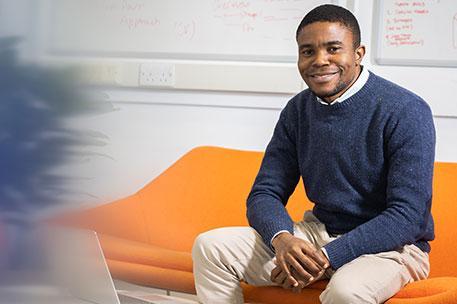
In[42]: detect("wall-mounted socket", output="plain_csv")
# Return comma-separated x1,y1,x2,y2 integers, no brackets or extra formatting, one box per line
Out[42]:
139,63,176,87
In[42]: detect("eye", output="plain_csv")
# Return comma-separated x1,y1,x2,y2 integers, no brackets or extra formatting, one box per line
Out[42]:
328,46,340,53
301,49,314,56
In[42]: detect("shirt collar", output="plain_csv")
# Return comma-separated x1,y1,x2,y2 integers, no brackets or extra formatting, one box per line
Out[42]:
316,66,369,106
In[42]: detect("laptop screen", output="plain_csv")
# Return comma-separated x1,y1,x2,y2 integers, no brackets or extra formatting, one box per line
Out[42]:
44,226,121,304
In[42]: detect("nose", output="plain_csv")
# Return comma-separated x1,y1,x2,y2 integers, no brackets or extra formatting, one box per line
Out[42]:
312,49,329,67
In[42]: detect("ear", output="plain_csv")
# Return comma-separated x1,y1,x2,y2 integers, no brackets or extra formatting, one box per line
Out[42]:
354,45,366,66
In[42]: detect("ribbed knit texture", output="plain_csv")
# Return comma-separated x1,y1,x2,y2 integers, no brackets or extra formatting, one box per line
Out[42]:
246,71,435,270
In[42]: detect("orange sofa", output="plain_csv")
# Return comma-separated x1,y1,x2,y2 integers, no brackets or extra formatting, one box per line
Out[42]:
52,146,457,303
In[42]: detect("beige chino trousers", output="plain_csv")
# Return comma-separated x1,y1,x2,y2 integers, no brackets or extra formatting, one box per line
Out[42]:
192,211,429,304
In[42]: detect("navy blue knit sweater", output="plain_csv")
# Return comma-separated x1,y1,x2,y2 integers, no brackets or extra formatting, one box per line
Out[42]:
246,71,435,270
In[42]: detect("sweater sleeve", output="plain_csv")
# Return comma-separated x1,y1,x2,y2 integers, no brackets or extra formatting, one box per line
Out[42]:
246,102,301,250
323,98,436,269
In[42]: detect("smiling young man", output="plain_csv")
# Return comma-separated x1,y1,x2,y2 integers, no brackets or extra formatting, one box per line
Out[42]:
192,4,435,304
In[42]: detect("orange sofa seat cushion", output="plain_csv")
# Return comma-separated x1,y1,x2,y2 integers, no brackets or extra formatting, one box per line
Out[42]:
99,233,192,272
107,259,196,294
242,283,323,304
386,277,457,303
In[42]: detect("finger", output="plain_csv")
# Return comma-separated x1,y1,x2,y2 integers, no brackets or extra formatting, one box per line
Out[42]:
275,270,287,286
308,249,330,269
297,240,329,269
291,267,314,287
294,276,306,292
285,253,314,280
276,254,289,275
270,266,282,282
297,264,326,282
277,255,298,287
283,275,298,290
295,251,323,276
292,278,307,294
314,268,326,281
290,267,311,285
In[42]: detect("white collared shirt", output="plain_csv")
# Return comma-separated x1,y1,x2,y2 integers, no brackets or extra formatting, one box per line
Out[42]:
316,66,369,106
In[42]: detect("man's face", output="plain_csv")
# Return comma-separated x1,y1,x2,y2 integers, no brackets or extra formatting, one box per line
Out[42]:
297,21,365,103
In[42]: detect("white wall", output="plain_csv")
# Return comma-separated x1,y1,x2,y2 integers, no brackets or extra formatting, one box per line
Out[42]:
56,89,287,206
2,1,456,211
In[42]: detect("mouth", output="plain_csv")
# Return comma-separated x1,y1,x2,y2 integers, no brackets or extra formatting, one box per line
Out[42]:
308,71,339,83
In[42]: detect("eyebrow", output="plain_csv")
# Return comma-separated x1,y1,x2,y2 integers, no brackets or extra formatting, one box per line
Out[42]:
299,40,344,50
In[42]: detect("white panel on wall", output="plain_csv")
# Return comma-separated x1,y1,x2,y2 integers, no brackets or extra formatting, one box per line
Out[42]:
374,0,457,67
353,0,457,117
47,0,338,62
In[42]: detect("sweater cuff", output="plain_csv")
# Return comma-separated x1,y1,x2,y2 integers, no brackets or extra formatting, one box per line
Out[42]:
323,238,350,270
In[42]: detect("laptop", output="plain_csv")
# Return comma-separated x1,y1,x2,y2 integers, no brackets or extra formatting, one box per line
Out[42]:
44,226,197,304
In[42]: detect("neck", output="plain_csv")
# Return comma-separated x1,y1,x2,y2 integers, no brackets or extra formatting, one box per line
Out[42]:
322,66,362,104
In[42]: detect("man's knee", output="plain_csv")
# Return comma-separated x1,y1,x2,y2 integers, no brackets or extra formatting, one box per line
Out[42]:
192,228,227,264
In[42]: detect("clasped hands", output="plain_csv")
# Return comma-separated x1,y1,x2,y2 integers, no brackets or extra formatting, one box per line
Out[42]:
271,232,330,293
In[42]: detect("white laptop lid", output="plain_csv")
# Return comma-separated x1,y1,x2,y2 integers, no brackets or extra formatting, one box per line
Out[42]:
45,226,121,304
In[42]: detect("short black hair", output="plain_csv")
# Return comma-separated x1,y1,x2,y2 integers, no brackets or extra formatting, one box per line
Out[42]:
296,4,361,49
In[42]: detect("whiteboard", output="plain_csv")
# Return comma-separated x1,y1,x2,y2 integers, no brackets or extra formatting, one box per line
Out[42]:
375,0,457,67
46,0,338,62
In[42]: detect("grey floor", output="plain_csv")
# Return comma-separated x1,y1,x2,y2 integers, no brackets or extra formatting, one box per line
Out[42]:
113,279,199,302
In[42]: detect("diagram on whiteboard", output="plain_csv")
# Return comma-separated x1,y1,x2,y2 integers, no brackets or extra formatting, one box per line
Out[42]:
46,0,336,62
375,0,457,67
383,1,429,47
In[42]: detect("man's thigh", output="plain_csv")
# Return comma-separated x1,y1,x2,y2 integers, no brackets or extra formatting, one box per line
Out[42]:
320,245,429,304
193,226,277,286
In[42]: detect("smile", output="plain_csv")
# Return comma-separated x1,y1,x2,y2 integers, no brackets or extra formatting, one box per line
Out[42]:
309,72,339,83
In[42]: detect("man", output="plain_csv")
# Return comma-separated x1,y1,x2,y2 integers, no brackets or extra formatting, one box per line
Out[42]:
192,4,435,304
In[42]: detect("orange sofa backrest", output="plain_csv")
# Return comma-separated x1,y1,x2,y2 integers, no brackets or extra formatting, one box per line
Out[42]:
49,194,151,243
428,162,457,277
137,146,312,252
